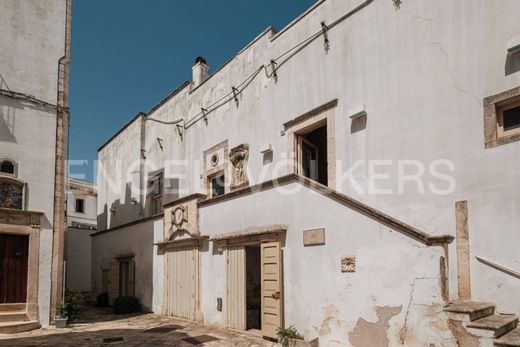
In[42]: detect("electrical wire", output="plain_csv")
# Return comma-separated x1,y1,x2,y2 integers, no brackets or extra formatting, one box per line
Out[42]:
0,88,69,112
150,0,374,132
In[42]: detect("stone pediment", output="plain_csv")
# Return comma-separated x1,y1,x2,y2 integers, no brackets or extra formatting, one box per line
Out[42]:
163,193,206,242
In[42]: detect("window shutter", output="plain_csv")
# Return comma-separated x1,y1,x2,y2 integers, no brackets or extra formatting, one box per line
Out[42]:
128,259,135,297
108,261,119,305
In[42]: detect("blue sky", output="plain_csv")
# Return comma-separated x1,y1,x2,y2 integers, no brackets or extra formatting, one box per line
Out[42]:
69,0,316,182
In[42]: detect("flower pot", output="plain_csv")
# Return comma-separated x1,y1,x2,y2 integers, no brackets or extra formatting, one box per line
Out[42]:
54,316,68,328
287,337,319,347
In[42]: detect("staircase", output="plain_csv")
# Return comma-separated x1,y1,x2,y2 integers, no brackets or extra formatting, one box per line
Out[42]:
445,301,520,346
0,304,39,334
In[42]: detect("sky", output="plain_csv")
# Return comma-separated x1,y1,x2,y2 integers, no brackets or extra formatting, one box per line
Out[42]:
68,0,316,182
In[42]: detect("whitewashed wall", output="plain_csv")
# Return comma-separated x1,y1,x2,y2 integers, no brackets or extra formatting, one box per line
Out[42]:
0,0,66,325
97,0,520,328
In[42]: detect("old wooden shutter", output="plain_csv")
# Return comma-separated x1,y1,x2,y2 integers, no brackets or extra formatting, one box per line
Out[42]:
167,247,196,320
261,240,283,339
128,259,135,297
108,260,119,305
226,245,246,330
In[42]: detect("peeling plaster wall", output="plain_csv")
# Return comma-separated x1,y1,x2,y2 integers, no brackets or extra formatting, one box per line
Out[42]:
199,183,452,346
97,0,520,330
0,0,66,325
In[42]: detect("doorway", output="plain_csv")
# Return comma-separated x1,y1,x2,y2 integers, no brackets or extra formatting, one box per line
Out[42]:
297,123,328,186
226,237,283,340
0,234,29,303
246,246,261,331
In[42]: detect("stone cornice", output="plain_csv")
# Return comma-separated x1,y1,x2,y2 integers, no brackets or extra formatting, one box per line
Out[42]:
0,208,43,227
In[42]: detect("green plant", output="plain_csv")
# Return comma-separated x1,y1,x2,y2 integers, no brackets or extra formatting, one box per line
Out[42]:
276,325,304,347
64,289,84,321
55,303,66,318
113,296,141,314
96,292,109,307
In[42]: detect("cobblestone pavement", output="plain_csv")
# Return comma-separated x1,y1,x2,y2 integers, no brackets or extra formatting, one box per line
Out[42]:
0,307,279,347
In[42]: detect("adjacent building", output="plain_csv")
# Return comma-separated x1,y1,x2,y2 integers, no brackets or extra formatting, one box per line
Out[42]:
0,0,71,330
65,178,96,295
92,0,520,345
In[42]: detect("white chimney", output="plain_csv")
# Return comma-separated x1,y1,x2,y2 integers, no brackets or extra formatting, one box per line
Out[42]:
192,56,209,88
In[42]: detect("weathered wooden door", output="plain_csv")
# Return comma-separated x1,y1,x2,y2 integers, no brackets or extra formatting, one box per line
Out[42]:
0,234,29,303
261,240,283,339
226,245,245,330
167,247,196,320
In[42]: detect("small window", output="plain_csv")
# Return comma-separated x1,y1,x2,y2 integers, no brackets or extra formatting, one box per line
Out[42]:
500,102,520,134
75,198,85,213
0,160,15,175
210,173,225,198
148,174,163,215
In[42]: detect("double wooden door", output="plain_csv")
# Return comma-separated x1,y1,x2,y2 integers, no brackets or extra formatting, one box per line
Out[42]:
0,234,29,303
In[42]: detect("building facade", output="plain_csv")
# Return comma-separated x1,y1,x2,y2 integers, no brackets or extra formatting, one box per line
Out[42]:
92,0,520,345
0,0,71,330
65,178,96,295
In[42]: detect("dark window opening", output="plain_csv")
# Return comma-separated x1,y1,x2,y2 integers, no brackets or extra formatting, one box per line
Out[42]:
119,261,129,297
210,174,225,197
246,246,261,331
300,124,328,186
503,105,520,132
75,198,85,213
0,161,14,175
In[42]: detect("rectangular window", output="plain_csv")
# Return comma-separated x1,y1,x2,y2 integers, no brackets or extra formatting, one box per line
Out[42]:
210,173,225,198
148,174,163,215
496,95,520,140
75,198,85,213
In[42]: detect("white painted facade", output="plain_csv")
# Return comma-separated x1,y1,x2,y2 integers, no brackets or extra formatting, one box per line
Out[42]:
0,0,69,327
93,0,520,345
65,178,97,293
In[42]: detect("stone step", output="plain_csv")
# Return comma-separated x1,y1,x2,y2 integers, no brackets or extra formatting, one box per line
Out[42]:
495,327,520,346
445,301,496,322
0,304,26,313
466,314,518,338
0,320,39,334
0,312,27,323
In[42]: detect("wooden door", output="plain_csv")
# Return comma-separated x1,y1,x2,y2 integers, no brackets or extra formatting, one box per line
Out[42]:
261,240,283,339
0,234,29,303
167,247,196,320
226,245,246,330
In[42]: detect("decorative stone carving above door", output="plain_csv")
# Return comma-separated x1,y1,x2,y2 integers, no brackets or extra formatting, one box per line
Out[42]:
229,144,249,189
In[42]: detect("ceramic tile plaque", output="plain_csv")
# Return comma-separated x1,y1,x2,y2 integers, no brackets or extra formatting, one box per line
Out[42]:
341,256,356,273
303,228,325,246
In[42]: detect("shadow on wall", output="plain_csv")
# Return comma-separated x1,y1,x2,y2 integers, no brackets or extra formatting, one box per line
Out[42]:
0,96,20,143
98,183,144,230
505,51,520,76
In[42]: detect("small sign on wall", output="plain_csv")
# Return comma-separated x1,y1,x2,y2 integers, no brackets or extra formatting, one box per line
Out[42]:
303,228,325,246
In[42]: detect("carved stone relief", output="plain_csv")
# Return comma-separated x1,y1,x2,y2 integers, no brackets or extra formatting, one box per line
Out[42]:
229,144,249,188
341,256,356,273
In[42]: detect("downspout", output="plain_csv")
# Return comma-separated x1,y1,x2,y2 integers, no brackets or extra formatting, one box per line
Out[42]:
140,114,146,214
50,0,72,322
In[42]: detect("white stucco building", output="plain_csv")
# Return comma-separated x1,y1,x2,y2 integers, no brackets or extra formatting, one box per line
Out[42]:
65,178,96,295
92,0,520,345
0,0,71,331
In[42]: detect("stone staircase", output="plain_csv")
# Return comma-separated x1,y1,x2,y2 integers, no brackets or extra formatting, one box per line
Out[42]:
0,304,39,334
445,301,520,346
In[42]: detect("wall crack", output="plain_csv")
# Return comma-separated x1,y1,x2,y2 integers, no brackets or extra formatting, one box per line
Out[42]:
399,276,435,344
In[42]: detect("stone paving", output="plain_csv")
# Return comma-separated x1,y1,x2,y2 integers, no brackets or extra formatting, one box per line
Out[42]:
0,307,278,347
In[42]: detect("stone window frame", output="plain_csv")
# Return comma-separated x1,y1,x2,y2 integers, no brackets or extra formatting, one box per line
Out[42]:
284,99,337,189
484,86,520,148
0,158,18,177
203,140,229,196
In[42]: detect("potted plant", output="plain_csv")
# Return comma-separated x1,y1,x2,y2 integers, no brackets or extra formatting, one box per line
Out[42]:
276,325,319,347
54,303,68,328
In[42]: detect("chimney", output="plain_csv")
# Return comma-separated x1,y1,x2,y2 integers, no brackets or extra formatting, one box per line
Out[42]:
192,56,209,88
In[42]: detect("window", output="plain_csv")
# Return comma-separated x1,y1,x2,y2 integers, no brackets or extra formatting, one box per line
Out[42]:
296,122,328,186
210,173,225,197
498,99,520,138
0,161,14,175
0,180,23,209
148,173,163,215
75,198,85,213
484,87,520,148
